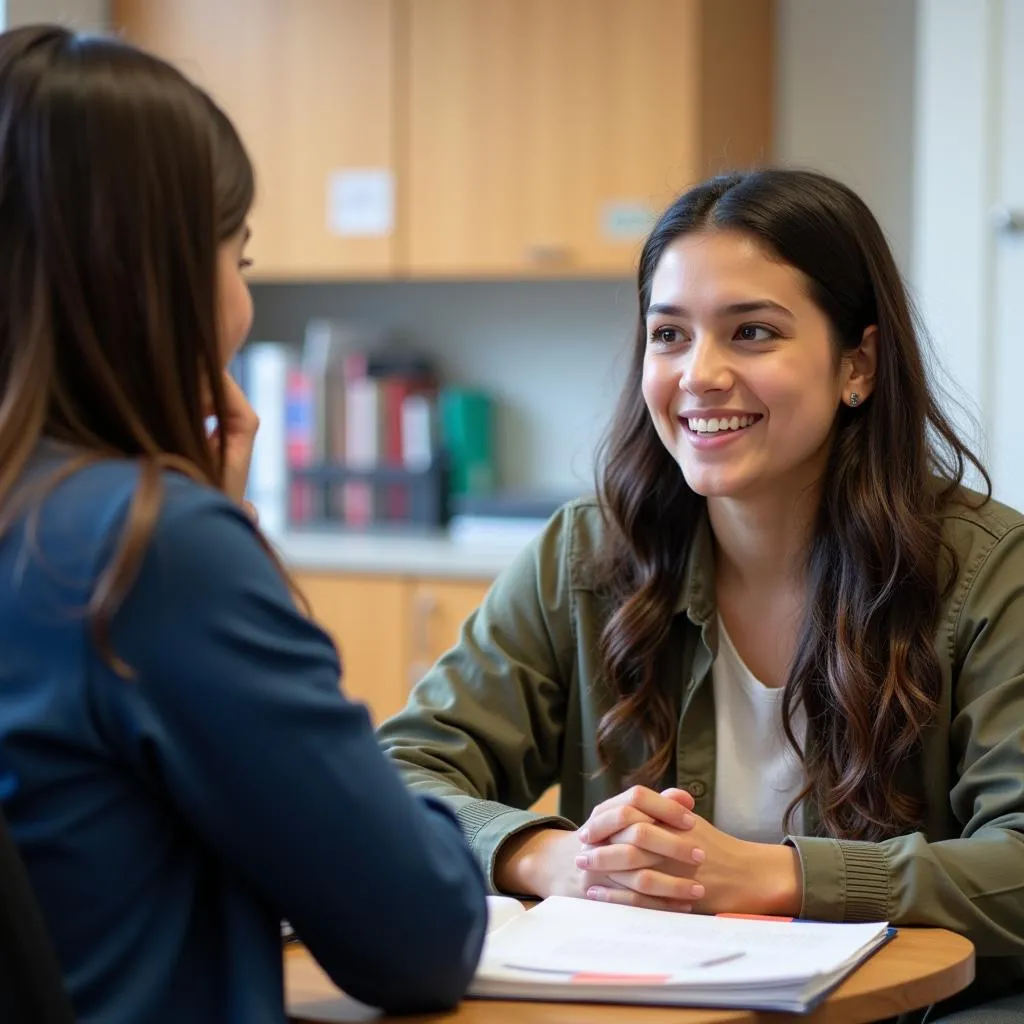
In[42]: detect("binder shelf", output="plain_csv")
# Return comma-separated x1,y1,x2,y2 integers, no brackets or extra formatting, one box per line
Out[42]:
288,456,449,531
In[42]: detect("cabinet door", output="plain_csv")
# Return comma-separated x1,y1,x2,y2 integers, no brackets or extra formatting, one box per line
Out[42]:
291,572,410,725
403,0,772,278
408,577,560,816
407,578,491,684
112,0,397,279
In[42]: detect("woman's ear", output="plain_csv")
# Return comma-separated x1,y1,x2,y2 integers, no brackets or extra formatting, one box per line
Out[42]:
843,325,878,405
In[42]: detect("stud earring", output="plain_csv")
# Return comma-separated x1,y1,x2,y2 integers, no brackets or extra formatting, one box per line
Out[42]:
848,392,861,407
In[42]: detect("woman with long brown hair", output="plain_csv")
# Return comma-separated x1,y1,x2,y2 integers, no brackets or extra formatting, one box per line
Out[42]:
0,23,486,1023
379,168,1024,1018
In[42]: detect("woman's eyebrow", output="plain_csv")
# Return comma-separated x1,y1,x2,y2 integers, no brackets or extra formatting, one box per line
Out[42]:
646,299,794,318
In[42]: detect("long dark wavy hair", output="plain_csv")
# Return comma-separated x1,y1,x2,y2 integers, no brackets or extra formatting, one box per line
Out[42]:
595,168,988,842
0,25,257,670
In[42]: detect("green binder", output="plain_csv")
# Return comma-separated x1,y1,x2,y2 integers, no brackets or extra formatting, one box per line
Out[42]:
439,388,495,497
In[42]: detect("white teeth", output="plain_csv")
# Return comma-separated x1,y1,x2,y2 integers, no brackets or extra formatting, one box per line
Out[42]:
686,414,757,434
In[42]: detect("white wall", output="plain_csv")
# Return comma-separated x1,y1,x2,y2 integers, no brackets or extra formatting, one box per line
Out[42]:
911,0,1024,506
774,0,917,272
250,280,636,495
911,0,995,472
4,0,107,29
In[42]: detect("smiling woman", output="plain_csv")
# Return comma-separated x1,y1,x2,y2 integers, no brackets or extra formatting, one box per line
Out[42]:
378,168,1024,1020
641,230,869,502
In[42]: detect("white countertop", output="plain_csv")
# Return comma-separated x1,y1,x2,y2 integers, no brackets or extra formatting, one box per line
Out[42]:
267,528,530,579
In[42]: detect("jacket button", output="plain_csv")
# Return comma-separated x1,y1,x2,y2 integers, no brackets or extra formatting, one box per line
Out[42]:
687,780,707,798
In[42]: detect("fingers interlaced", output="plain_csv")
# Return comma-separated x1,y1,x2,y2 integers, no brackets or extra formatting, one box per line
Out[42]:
583,821,703,866
585,883,694,914
605,868,703,902
589,786,694,831
582,789,696,846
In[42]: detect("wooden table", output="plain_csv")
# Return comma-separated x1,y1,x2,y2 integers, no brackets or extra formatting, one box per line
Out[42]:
286,927,974,1023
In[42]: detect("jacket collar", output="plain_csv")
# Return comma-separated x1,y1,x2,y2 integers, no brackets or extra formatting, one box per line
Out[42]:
675,508,717,627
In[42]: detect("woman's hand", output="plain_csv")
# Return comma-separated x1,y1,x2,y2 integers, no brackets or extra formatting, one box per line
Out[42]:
575,787,705,910
493,786,697,909
494,827,601,900
206,372,259,506
580,789,803,916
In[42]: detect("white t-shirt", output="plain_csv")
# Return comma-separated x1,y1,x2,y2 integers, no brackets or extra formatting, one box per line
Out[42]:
712,617,806,843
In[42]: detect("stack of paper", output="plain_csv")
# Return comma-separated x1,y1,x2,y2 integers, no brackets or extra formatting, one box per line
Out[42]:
472,896,892,1013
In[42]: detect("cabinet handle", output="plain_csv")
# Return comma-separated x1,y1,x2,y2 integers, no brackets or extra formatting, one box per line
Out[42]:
524,243,571,265
408,591,437,690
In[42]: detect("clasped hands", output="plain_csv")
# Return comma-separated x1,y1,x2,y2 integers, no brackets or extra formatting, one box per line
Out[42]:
499,785,802,917
575,785,709,911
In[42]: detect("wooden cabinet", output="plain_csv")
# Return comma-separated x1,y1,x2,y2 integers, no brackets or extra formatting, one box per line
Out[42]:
112,0,397,280
112,0,773,280
406,578,492,687
292,572,411,723
403,0,775,277
292,571,490,724
293,569,559,815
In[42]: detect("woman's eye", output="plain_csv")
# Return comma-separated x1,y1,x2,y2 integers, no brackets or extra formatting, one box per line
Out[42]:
649,326,683,345
736,324,776,343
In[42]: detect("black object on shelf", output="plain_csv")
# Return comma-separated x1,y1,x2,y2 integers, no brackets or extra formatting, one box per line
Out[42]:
289,456,449,529
451,491,574,520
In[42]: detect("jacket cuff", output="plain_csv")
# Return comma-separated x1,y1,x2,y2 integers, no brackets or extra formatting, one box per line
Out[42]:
456,800,575,894
785,835,891,922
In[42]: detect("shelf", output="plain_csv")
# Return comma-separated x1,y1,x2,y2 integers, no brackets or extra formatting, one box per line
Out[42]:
268,528,526,579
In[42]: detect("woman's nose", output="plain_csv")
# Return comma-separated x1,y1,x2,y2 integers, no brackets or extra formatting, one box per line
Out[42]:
682,336,733,394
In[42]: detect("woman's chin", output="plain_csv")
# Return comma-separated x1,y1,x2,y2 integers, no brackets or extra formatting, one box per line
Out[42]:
680,467,751,500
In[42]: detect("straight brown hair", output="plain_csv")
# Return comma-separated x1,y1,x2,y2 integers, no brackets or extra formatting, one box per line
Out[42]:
0,25,260,670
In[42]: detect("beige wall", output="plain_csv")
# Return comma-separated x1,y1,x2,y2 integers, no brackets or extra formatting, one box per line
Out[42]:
774,0,917,272
5,0,107,30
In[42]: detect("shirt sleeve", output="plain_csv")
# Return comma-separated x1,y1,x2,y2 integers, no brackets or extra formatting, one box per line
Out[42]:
90,485,487,1013
787,523,1024,958
376,505,580,892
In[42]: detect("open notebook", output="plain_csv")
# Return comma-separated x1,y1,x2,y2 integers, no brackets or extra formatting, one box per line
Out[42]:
473,895,893,1014
284,896,893,1021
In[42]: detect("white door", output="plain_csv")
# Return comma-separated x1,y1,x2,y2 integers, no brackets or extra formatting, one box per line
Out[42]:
914,0,1024,510
990,0,1024,510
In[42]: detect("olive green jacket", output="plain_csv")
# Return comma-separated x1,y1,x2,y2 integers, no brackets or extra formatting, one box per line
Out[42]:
377,495,1024,1011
